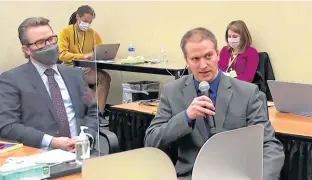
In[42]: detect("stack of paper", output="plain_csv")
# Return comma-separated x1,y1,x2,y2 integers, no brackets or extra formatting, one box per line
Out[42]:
0,149,75,179
7,149,76,164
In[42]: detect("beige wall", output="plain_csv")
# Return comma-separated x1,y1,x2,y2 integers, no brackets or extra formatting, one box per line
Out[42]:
1,1,311,104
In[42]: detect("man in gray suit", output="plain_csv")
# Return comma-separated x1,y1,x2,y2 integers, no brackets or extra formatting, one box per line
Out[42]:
0,17,98,152
145,27,284,180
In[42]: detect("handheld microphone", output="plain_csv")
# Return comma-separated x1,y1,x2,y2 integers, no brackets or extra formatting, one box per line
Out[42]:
199,81,216,135
199,81,210,96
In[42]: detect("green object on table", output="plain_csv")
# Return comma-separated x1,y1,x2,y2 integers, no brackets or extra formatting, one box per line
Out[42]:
121,58,145,65
0,164,50,180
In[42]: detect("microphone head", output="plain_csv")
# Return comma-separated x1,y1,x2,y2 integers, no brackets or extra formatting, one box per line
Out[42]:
199,81,210,93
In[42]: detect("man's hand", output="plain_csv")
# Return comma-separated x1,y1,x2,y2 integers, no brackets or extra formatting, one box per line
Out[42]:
71,135,88,142
186,95,215,120
68,135,89,152
83,52,93,59
50,137,76,152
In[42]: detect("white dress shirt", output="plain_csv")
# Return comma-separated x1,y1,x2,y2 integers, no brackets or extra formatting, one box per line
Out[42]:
31,60,78,149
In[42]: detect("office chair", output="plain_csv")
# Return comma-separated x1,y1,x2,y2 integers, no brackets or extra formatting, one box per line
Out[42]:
252,52,275,101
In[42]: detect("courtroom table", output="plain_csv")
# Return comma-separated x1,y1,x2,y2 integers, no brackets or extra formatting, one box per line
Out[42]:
0,145,81,180
109,102,312,180
73,59,188,79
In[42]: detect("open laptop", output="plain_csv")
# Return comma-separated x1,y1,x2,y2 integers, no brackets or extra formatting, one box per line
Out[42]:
90,43,120,62
267,80,312,117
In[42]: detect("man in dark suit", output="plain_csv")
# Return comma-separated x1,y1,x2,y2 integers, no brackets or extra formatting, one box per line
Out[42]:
144,27,284,180
0,17,98,151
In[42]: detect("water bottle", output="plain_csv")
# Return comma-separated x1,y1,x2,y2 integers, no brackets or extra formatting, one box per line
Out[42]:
160,47,168,63
128,42,135,58
75,126,90,165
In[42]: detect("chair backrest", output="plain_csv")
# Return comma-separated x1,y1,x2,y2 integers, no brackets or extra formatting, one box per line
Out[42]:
252,71,266,95
82,147,177,180
192,125,264,180
252,52,275,101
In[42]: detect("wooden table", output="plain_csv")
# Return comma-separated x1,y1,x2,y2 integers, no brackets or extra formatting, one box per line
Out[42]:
269,107,312,137
53,173,81,180
0,146,81,180
112,101,312,137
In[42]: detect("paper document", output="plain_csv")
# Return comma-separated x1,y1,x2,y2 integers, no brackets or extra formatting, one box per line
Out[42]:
267,101,274,107
6,149,75,165
96,60,115,63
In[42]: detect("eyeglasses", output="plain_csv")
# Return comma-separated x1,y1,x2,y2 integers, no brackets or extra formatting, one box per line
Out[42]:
27,35,58,49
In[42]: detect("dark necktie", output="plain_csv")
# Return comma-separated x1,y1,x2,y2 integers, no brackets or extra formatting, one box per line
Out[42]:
44,68,71,138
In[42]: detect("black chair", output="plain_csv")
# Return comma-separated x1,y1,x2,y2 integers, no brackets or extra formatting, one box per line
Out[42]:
252,52,275,101
258,91,269,120
56,59,62,64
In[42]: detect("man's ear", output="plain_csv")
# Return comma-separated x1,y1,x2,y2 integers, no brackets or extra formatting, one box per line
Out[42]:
22,45,30,58
216,49,220,62
185,57,190,68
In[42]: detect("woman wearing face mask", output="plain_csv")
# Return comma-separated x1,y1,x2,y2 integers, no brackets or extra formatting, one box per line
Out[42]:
219,20,259,82
58,5,111,117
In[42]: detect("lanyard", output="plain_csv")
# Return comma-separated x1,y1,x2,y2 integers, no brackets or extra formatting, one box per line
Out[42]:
226,53,239,72
73,25,86,54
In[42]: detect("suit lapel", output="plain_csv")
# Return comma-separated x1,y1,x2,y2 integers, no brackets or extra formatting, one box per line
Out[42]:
182,75,209,141
24,61,59,123
215,74,233,132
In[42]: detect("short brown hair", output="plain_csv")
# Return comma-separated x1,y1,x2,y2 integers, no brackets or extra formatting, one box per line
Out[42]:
18,17,51,58
225,20,252,53
180,27,218,58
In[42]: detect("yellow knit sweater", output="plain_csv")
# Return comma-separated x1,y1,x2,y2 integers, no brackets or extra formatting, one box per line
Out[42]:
58,24,102,66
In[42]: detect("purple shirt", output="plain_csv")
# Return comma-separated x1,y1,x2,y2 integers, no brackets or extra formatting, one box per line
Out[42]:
219,46,259,82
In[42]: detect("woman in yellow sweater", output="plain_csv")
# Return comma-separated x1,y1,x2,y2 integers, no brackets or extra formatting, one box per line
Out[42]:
58,5,111,116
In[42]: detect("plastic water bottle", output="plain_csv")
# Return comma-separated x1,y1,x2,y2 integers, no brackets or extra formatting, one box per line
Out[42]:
160,47,168,63
75,126,90,165
128,42,135,57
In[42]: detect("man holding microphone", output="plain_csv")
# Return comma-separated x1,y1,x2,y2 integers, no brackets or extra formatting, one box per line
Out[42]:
144,27,284,180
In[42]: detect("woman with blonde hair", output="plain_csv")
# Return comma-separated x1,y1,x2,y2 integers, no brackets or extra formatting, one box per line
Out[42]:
219,20,259,82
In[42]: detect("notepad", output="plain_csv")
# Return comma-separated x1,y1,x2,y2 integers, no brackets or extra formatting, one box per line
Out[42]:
0,142,23,154
31,149,76,164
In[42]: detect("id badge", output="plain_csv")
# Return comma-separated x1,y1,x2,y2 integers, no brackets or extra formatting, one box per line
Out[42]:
223,72,231,76
230,70,237,78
